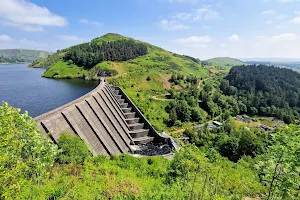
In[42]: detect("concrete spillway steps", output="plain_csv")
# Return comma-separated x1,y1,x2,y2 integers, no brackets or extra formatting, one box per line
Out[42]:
106,85,156,146
132,136,154,145
121,107,132,113
120,103,128,108
129,129,149,138
128,123,145,131
125,118,140,124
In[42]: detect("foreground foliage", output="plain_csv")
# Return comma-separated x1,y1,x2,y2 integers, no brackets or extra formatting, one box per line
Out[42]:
0,102,58,199
256,126,300,199
1,103,298,199
57,133,91,164
0,103,266,199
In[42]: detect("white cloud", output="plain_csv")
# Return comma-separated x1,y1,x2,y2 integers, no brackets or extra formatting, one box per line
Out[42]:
229,34,240,42
256,36,267,40
79,19,89,24
172,6,219,21
279,0,300,3
0,21,44,32
277,14,288,19
265,20,273,25
290,17,300,24
160,20,190,30
174,35,213,46
0,34,12,41
56,35,82,41
0,0,67,32
220,44,227,48
79,19,103,26
193,8,219,20
175,13,193,20
166,32,300,59
19,39,48,47
0,37,50,50
270,33,297,41
168,0,199,3
276,24,288,29
256,33,297,41
262,10,275,14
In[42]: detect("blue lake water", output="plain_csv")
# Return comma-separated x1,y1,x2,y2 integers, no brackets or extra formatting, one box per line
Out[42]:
0,64,98,117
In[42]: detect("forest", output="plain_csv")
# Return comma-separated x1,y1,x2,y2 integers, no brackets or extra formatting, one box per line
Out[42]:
163,66,300,163
166,65,300,128
0,55,25,63
166,73,240,126
63,39,148,69
223,65,300,123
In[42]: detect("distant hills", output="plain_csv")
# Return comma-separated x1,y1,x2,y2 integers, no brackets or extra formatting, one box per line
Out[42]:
240,58,300,62
0,49,52,64
205,57,245,66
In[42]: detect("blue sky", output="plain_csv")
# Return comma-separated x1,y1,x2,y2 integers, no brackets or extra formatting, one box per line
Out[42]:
0,0,300,59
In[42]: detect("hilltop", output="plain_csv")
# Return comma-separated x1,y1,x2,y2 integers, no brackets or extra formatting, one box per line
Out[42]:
31,33,208,80
205,57,245,66
0,49,52,64
30,33,209,130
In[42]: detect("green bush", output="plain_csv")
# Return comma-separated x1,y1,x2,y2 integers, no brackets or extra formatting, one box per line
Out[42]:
57,133,91,164
0,102,58,198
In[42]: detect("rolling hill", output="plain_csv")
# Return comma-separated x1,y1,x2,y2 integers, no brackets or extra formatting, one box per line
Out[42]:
30,33,209,130
31,33,208,80
205,57,245,66
0,49,52,64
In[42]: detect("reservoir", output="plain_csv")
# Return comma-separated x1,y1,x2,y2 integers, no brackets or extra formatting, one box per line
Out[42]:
0,64,98,117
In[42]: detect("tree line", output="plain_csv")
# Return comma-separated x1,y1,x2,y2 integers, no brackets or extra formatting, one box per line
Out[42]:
0,55,25,63
222,65,300,123
64,39,148,69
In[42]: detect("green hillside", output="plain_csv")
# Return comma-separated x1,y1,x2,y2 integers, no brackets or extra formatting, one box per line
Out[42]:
30,33,209,130
205,57,245,66
0,49,52,64
31,33,208,79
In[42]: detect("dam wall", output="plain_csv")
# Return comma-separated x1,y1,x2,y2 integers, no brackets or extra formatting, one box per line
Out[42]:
35,78,174,156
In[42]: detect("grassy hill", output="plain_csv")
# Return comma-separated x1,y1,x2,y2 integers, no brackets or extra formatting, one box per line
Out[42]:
206,57,245,66
0,49,52,64
30,33,209,130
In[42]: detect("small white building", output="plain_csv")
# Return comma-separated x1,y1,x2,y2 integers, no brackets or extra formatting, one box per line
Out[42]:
213,121,223,127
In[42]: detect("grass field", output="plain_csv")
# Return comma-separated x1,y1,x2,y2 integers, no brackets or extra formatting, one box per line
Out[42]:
43,61,90,79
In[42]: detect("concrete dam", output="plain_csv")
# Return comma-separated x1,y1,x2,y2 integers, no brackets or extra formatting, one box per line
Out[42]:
35,78,177,156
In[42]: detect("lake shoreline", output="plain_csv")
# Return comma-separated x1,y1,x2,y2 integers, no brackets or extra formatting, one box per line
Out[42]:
0,64,98,117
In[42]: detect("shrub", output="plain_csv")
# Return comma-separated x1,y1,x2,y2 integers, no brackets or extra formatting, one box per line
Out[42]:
57,133,91,164
0,102,58,198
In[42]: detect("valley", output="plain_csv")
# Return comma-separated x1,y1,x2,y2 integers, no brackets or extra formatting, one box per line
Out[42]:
1,33,299,200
